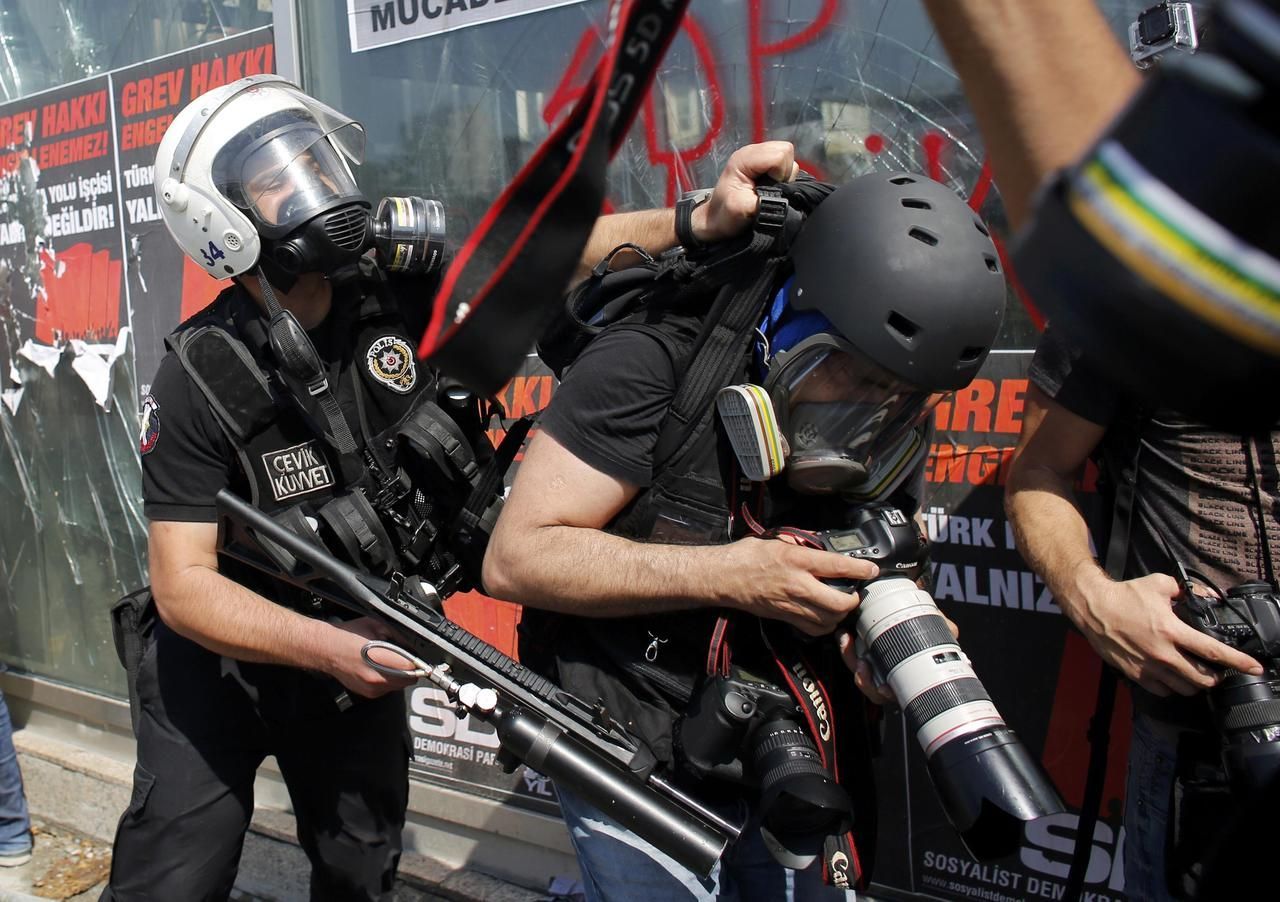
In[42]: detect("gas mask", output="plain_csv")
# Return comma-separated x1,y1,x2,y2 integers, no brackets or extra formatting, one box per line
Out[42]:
157,76,445,293
719,333,936,500
218,118,446,290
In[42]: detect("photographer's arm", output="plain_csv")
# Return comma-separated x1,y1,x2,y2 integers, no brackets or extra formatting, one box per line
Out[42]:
148,520,414,698
572,141,799,284
482,430,878,637
1005,387,1261,695
921,0,1140,228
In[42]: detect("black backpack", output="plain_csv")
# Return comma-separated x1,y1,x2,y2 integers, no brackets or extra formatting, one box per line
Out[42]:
536,176,836,468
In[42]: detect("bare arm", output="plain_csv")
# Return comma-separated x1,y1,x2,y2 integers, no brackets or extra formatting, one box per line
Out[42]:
149,520,414,698
921,0,1140,228
1005,386,1260,695
482,430,879,636
573,141,799,284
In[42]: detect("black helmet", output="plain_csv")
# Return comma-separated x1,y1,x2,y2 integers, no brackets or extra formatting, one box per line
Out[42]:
788,172,1007,392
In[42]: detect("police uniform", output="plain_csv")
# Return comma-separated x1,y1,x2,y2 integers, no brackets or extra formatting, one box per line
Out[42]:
103,276,433,902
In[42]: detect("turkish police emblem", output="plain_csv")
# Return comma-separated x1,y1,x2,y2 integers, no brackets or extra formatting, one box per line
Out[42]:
366,335,417,393
139,395,160,455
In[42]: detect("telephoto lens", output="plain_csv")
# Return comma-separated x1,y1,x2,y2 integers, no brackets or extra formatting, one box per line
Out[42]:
855,576,1064,859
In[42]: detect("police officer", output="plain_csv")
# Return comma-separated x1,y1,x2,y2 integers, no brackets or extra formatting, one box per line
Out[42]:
483,172,1006,900
103,74,793,901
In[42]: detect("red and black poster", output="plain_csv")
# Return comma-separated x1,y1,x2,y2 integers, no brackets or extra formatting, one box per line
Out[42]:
0,74,121,362
112,27,275,394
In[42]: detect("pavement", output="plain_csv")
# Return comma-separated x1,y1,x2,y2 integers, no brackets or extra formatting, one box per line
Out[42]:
0,817,572,902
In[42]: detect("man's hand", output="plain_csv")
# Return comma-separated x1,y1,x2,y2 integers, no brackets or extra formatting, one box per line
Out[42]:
322,616,419,699
721,536,878,637
1076,571,1263,697
837,615,960,706
693,141,799,245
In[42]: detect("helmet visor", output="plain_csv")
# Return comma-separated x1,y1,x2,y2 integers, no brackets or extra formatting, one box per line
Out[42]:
765,334,939,479
235,123,363,230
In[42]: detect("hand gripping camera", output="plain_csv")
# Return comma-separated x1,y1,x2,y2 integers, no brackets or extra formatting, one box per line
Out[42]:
679,665,854,868
820,505,1065,860
1176,579,1280,794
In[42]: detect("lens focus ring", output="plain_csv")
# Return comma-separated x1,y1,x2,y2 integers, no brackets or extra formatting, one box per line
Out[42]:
904,678,991,734
869,613,958,673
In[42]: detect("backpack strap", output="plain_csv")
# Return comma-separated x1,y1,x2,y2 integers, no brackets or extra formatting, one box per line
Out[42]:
651,222,790,469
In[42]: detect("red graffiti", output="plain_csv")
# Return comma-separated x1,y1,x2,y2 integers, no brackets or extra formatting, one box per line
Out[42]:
747,0,840,144
641,15,725,205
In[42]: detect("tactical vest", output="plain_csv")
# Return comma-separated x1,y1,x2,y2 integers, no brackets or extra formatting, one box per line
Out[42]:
168,280,427,512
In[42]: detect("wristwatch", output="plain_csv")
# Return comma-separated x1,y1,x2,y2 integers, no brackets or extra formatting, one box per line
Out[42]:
675,188,713,251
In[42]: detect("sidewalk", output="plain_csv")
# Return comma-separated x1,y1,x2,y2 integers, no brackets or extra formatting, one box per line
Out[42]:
9,731,560,902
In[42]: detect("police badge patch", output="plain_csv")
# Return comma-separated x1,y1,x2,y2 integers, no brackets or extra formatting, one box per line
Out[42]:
366,335,417,393
139,395,160,455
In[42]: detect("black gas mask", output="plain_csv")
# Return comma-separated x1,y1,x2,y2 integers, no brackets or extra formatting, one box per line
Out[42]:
217,116,446,292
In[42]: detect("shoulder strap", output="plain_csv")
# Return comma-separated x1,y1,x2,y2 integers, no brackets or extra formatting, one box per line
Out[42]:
168,324,278,445
652,239,788,470
1065,410,1148,902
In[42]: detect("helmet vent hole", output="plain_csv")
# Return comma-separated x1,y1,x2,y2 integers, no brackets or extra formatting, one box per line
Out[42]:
887,311,920,344
901,198,932,210
984,254,1000,273
974,219,990,237
908,227,938,247
959,345,985,363
889,175,916,185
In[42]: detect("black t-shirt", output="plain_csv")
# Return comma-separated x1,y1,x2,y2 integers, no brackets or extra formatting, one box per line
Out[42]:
538,328,682,487
1030,324,1280,723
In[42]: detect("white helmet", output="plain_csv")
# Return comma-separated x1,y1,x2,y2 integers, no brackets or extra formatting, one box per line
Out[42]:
154,75,368,283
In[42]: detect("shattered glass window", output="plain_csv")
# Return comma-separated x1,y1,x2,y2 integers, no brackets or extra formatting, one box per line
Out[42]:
301,0,1151,351
0,1,273,103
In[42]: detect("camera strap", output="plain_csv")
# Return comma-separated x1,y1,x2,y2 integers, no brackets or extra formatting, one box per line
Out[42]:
1065,416,1147,902
759,619,864,889
420,0,691,394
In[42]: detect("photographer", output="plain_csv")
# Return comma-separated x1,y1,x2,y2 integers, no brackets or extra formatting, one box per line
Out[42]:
102,76,776,902
916,1,1278,898
1005,333,1273,901
483,170,1006,899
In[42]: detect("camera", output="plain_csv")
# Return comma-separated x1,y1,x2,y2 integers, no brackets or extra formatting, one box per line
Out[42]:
1176,580,1280,794
1129,2,1199,69
679,666,852,865
819,505,1065,860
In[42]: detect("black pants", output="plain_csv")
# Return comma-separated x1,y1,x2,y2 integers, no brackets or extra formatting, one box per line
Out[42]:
101,621,410,902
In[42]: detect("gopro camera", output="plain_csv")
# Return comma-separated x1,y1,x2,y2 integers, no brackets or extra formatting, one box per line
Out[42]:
1129,2,1199,69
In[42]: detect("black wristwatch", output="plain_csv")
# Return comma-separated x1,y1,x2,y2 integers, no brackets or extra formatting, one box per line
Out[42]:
675,188,713,251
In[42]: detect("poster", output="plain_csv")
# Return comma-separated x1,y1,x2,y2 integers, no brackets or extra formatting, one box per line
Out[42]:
112,28,276,394
0,74,121,358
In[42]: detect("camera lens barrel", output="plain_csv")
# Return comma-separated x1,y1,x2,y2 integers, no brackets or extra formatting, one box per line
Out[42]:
854,576,1064,859
1211,670,1280,794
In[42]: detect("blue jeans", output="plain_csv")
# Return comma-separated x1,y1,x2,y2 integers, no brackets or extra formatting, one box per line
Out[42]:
1123,712,1179,902
557,787,856,902
0,686,32,855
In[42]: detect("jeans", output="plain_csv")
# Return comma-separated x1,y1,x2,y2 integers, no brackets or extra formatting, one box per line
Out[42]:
557,786,856,902
0,686,32,855
1123,712,1179,902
